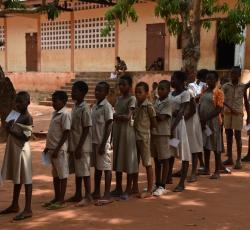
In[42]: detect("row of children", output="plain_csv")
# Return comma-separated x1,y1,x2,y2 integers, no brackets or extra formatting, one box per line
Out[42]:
0,67,249,221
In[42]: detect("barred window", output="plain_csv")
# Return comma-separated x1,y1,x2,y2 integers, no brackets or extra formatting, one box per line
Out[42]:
0,26,5,51
62,0,108,11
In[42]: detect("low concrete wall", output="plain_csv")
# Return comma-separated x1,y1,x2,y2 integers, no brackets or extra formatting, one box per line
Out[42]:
7,72,74,91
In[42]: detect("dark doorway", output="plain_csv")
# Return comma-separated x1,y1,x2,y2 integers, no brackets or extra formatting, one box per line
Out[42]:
26,33,38,71
146,23,166,71
216,35,235,70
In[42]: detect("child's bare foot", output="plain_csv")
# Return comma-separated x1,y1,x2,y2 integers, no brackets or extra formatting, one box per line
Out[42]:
91,192,101,200
234,160,242,170
13,210,32,221
137,191,153,199
95,194,113,206
0,205,19,215
223,159,234,166
75,195,93,207
66,195,82,203
210,172,220,179
173,185,185,192
187,175,197,183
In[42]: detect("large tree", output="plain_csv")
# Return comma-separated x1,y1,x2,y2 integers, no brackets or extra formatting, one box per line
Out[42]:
0,0,249,80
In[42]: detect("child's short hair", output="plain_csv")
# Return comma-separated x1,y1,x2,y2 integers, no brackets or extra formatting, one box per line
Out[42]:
73,81,89,94
159,80,170,89
208,71,219,81
197,69,209,81
172,71,187,82
16,91,30,103
231,66,241,76
52,90,68,102
120,74,133,87
97,81,110,94
136,81,149,92
152,82,158,88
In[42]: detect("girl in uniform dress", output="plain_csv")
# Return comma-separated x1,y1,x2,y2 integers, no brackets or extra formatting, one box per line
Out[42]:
168,71,191,192
1,91,33,221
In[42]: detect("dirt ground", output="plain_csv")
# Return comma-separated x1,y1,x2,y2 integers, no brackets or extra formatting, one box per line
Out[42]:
0,105,250,230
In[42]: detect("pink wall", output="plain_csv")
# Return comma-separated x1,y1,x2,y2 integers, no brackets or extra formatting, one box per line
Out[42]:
8,72,74,92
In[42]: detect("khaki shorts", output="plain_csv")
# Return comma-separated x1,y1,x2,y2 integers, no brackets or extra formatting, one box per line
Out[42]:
151,135,171,160
49,150,69,179
92,144,112,171
224,113,243,131
136,132,152,167
73,152,91,177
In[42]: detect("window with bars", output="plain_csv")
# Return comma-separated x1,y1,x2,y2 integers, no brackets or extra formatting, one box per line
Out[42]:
41,21,71,50
0,26,5,51
61,0,108,11
74,17,115,49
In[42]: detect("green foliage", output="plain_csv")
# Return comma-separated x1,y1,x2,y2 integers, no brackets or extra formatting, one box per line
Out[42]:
4,0,26,9
201,0,228,17
43,0,61,20
218,0,250,44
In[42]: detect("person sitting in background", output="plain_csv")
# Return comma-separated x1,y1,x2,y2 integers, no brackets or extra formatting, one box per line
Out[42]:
115,56,127,75
148,57,164,71
150,82,159,104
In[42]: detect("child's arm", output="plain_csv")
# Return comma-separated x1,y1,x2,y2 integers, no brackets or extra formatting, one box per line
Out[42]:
184,97,196,120
99,119,113,155
51,130,70,158
156,114,170,121
244,90,250,124
202,106,222,122
114,109,134,121
75,126,90,159
224,102,240,115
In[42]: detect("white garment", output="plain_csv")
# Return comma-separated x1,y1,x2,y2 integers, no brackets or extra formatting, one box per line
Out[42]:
188,81,206,97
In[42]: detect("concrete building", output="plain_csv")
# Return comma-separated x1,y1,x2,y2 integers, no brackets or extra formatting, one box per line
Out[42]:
0,0,249,73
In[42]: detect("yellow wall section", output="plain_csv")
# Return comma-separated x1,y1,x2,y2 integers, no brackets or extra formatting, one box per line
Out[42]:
7,16,38,72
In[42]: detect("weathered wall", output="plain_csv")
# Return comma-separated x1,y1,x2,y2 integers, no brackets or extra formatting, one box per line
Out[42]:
244,25,250,69
8,72,74,91
6,16,38,72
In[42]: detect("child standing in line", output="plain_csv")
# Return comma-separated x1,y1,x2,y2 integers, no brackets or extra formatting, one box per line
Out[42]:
134,82,157,198
168,71,191,192
112,74,138,199
199,71,224,179
91,82,113,205
67,81,93,206
222,67,250,169
151,80,172,196
42,91,71,210
0,92,33,221
150,82,159,104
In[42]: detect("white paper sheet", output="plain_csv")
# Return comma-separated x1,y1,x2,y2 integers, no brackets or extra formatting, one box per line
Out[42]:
169,138,180,148
41,152,51,166
5,110,21,123
205,125,213,136
245,124,250,131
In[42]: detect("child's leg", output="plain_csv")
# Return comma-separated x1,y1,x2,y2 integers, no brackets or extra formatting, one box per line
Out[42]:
242,135,250,161
103,170,112,199
188,153,198,182
197,152,205,168
132,173,139,194
174,161,189,192
200,149,210,175
166,157,175,184
83,176,92,199
224,129,234,165
234,130,242,169
93,169,102,199
53,177,60,202
58,179,67,204
111,172,123,196
124,173,133,195
67,176,83,202
161,159,169,188
146,166,153,193
0,184,21,214
154,158,161,188
210,152,221,179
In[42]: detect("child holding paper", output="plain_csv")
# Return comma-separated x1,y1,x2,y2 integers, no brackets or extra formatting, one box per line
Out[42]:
168,71,191,192
1,92,33,221
222,67,250,168
42,91,71,210
199,71,224,179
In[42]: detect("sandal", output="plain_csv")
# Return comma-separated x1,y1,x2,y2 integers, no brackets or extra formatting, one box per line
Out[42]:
173,185,185,192
0,207,19,215
13,212,32,221
210,173,220,179
95,199,113,206
46,202,67,210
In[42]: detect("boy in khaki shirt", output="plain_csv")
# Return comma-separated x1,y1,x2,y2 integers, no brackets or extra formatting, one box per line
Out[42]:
222,67,250,169
43,91,71,210
68,81,93,206
91,82,113,205
134,82,157,198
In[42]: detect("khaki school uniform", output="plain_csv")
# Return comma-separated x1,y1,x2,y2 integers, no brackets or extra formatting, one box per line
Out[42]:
134,99,156,167
69,101,92,177
1,113,33,185
46,107,71,179
222,82,246,130
151,98,172,160
92,98,113,171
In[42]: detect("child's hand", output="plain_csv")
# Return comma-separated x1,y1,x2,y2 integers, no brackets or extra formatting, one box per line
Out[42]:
75,147,82,159
231,109,240,115
99,144,106,155
52,149,59,159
